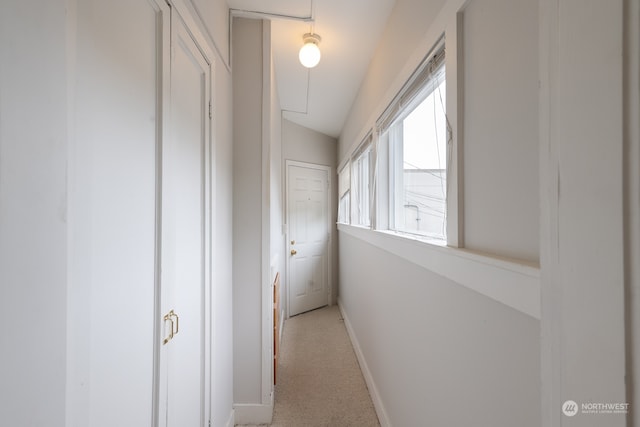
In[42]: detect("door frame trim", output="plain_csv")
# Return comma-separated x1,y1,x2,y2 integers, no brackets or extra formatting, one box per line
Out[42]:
156,2,216,426
151,1,171,425
284,160,333,318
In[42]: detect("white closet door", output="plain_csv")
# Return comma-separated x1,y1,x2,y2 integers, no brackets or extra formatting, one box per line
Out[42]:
159,10,212,427
69,0,169,425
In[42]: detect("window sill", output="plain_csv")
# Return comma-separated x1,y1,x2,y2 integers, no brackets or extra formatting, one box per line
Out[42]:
337,222,371,230
337,224,541,319
379,229,447,247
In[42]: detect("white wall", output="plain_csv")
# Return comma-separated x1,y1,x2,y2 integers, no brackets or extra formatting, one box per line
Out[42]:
0,1,68,425
339,0,446,158
191,0,230,67
270,42,286,327
282,119,338,305
625,0,640,419
283,119,338,167
265,18,284,401
209,3,236,426
539,0,631,425
462,0,539,262
212,68,236,427
232,17,265,406
339,231,540,426
232,18,283,421
0,1,236,426
68,1,161,423
338,0,636,425
336,0,542,425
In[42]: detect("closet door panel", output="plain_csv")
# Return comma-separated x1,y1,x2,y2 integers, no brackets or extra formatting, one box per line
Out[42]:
158,9,212,427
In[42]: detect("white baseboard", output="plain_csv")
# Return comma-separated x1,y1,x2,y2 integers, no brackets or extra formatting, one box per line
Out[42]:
338,299,392,427
224,408,235,427
233,393,273,425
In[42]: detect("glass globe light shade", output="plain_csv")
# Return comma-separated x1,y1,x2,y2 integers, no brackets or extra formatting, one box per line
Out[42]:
299,39,321,68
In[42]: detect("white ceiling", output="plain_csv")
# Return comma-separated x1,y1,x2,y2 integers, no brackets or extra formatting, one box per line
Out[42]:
228,0,396,138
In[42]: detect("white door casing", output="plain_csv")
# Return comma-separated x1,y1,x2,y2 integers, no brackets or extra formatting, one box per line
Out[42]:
158,9,212,427
286,162,331,317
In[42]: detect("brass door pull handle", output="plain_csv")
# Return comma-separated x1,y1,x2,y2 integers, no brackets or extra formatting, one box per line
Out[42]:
162,309,179,345
291,249,297,255
163,311,174,345
171,311,179,336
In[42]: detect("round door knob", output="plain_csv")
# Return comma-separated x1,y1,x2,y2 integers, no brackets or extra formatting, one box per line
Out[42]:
291,249,297,255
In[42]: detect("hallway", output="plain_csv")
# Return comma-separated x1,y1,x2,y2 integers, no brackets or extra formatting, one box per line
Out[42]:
2,1,637,426
242,306,379,427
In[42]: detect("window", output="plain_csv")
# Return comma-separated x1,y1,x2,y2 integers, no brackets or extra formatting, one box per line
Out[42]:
378,42,448,241
338,164,350,224
351,138,372,227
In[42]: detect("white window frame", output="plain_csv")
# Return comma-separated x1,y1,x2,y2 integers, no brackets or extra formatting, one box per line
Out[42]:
337,163,350,224
390,66,447,240
350,135,373,227
375,37,459,246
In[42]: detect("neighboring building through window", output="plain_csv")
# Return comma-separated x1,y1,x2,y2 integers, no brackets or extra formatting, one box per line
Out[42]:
378,43,448,241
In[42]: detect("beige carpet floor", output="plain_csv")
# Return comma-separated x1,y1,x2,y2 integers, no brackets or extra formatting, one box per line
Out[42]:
239,305,380,427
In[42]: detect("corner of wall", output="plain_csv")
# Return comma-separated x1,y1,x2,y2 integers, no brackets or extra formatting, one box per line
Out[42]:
224,408,235,427
232,392,274,425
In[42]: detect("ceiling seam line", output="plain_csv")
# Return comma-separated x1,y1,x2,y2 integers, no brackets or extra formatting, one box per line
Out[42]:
229,9,314,23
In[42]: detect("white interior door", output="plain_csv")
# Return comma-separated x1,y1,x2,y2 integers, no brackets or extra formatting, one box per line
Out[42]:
287,164,330,316
159,10,211,427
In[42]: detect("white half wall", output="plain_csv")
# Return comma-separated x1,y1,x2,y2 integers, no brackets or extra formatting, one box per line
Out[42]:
338,231,541,427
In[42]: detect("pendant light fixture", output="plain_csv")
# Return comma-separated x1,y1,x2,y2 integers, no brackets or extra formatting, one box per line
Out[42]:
299,33,321,68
